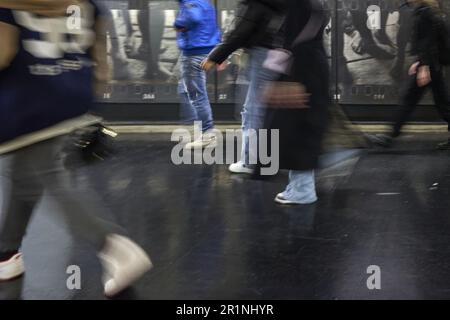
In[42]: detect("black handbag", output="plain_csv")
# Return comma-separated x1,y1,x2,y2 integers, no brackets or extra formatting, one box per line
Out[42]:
63,123,118,169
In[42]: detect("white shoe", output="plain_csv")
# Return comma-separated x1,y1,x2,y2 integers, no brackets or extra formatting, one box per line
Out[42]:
0,253,25,281
184,133,217,149
274,194,297,205
228,161,254,174
274,194,317,205
98,234,153,297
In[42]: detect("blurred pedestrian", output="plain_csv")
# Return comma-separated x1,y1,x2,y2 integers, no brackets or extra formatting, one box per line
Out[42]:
262,0,330,205
370,0,450,150
201,0,285,173
175,0,221,149
0,0,152,297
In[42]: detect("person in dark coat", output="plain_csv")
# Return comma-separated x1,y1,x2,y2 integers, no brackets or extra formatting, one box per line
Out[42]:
264,0,330,205
201,0,285,174
369,0,450,149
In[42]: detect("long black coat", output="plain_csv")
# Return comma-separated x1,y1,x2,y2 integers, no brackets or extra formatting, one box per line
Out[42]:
264,0,330,171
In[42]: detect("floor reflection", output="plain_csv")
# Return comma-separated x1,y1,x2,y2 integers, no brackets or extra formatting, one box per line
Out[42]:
10,133,450,299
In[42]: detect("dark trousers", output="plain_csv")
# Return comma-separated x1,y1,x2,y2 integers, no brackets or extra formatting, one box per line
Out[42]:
393,65,450,137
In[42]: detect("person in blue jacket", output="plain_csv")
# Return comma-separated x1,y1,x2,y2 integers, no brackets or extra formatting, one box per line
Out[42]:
175,0,221,149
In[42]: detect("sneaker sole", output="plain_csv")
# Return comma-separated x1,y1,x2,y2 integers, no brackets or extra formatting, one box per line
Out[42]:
274,196,317,205
275,198,300,205
184,141,217,150
228,163,254,174
228,168,254,174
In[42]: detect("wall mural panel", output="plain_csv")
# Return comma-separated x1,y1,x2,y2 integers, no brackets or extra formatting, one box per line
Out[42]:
97,0,450,105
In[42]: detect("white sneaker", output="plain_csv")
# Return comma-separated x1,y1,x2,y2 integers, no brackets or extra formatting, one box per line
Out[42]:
184,133,217,149
274,193,317,205
98,234,153,297
0,253,25,281
274,194,297,205
228,161,254,174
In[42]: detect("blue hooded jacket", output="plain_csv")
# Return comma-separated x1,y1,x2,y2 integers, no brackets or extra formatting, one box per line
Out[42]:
175,0,221,56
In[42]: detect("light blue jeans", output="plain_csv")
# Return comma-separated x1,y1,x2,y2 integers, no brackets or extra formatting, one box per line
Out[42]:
281,170,318,204
240,47,278,165
179,54,214,133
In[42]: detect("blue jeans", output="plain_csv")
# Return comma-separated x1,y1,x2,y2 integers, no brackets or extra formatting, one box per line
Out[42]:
241,47,278,165
281,170,318,204
179,54,214,132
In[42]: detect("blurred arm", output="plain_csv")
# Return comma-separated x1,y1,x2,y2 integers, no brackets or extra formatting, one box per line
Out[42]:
207,2,266,64
91,16,110,94
0,21,19,70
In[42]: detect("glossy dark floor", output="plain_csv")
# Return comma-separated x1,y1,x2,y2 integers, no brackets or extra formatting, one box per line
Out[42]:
1,133,450,300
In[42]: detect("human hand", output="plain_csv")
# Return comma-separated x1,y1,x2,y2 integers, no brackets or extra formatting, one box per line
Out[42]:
217,61,228,71
416,65,431,87
200,58,216,71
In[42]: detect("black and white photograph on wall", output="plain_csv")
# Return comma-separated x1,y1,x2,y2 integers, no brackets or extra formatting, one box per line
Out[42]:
323,0,336,98
99,0,216,103
335,0,445,104
96,0,449,105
